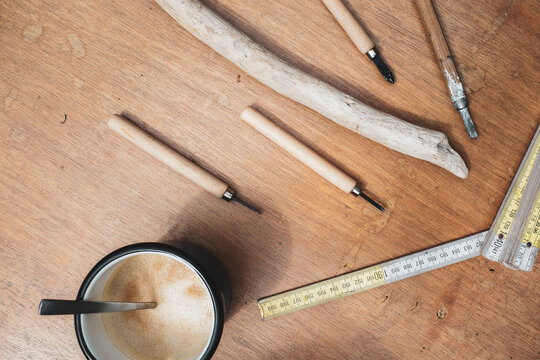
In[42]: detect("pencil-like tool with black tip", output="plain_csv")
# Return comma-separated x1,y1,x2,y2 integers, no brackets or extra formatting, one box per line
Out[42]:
322,0,394,84
414,0,478,138
241,107,385,212
108,115,261,214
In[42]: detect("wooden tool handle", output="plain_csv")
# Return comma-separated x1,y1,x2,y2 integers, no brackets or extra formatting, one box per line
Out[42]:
107,115,229,198
241,107,357,193
414,0,461,87
321,0,374,54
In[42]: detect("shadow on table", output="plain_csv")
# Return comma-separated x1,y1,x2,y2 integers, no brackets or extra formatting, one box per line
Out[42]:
160,194,292,318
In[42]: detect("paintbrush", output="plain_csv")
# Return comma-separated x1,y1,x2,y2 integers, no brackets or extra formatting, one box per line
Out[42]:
414,0,478,138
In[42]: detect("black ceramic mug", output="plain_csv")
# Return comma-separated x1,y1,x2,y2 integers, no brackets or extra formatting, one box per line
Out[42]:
74,242,230,360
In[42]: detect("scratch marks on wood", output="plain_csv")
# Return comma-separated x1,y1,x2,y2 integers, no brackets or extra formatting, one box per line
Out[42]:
459,66,487,93
73,78,84,89
67,33,86,58
361,198,396,234
23,24,43,43
217,94,229,106
471,0,515,54
340,199,396,268
340,233,363,269
10,127,28,143
201,97,214,109
4,88,18,111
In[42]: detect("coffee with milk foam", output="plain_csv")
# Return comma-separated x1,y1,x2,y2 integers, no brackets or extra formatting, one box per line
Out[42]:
102,253,214,360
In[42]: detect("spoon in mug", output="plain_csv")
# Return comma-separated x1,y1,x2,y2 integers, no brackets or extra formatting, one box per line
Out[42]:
39,299,157,315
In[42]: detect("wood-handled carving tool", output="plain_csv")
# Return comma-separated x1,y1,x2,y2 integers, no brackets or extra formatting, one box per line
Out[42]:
321,0,394,84
108,115,260,214
414,0,478,139
241,107,384,211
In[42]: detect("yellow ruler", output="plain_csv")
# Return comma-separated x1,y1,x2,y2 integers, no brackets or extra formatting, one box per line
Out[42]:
482,125,540,270
258,232,486,320
258,125,539,320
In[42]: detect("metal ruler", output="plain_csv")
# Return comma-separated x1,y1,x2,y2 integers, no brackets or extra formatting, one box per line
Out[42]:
258,232,486,320
481,125,540,271
258,125,540,320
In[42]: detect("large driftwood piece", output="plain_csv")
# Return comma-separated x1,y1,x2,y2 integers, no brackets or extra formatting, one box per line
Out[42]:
155,0,468,178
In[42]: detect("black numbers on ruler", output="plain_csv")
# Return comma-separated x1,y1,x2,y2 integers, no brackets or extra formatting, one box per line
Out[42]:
452,249,461,255
391,267,400,273
416,259,424,266
354,278,364,285
293,297,302,304
280,300,289,307
317,290,327,296
440,252,448,258
342,282,351,289
463,245,472,251
403,263,413,270
428,256,437,262
304,294,314,300
368,271,384,281
267,304,277,311
330,286,339,292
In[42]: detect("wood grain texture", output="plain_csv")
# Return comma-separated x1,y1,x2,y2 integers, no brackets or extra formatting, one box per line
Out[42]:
0,0,538,359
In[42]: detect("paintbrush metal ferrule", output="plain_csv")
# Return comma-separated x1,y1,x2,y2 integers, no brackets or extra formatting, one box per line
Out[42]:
366,48,394,84
452,95,478,139
458,107,477,139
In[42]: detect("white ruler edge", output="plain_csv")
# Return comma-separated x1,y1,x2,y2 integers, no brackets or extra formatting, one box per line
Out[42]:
380,231,487,284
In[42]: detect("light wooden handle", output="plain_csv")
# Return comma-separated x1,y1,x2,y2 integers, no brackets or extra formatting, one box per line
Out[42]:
321,0,374,54
241,107,357,193
107,115,229,198
414,0,461,87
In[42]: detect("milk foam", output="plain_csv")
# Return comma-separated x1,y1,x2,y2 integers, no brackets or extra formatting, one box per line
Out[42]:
102,253,214,360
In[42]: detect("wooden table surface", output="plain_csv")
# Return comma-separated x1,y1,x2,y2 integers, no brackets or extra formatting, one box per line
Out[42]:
1,0,538,358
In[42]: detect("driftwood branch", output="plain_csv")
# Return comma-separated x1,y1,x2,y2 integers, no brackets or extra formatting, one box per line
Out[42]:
155,0,468,178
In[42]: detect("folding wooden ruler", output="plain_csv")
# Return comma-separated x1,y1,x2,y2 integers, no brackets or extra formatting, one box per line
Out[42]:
258,125,539,320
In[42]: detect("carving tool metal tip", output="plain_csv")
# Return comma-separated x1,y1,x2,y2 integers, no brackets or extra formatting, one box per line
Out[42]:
230,195,262,215
321,0,395,84
458,107,478,139
367,49,395,84
352,186,385,212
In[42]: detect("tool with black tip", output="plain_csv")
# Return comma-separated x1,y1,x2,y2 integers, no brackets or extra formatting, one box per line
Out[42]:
108,115,261,214
241,107,384,212
322,0,394,84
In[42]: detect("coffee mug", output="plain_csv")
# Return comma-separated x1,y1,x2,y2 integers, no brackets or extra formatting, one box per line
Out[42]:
74,243,230,360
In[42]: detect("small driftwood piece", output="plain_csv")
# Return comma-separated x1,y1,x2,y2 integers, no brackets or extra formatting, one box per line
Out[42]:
155,0,468,178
